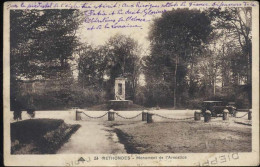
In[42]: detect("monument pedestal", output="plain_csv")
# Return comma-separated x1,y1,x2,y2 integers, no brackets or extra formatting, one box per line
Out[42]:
109,77,133,110
108,100,133,110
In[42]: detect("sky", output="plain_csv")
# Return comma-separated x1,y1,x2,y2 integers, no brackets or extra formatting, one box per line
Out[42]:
72,2,170,82
76,9,158,52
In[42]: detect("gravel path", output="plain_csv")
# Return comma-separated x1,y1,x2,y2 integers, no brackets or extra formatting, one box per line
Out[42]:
56,121,126,154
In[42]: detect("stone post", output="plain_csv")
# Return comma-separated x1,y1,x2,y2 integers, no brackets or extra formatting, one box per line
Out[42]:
233,109,237,117
223,109,229,120
248,109,252,120
204,110,211,122
194,110,201,121
108,109,115,121
142,110,148,121
147,113,154,123
76,110,82,121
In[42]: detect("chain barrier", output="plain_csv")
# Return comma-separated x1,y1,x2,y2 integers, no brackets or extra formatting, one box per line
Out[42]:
234,112,248,118
115,112,142,119
154,113,194,120
236,109,250,112
81,111,108,119
78,110,249,121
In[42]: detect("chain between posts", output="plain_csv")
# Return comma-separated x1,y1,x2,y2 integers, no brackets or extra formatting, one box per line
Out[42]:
79,110,248,120
81,111,108,119
234,112,248,118
115,112,142,119
153,113,194,120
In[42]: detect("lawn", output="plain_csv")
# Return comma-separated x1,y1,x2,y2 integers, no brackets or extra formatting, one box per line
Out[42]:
106,119,251,153
11,119,80,154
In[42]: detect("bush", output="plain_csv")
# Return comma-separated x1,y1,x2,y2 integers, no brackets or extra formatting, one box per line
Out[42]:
68,86,106,108
11,119,81,154
143,81,174,107
186,99,203,109
11,119,64,143
13,110,22,120
11,85,107,110
27,109,35,118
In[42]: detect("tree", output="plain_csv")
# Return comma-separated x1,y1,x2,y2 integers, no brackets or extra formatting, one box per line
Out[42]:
11,10,82,80
78,45,108,89
208,7,252,83
10,10,82,112
105,34,142,101
77,34,142,102
206,7,252,106
146,8,213,107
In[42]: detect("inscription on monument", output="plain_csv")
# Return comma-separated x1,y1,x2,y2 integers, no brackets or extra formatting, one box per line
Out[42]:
115,77,125,100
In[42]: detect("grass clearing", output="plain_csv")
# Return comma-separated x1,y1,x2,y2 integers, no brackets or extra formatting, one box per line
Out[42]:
106,120,251,153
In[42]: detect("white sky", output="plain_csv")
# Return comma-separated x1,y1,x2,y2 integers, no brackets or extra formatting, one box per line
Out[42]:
72,2,169,81
76,10,159,52
75,2,250,50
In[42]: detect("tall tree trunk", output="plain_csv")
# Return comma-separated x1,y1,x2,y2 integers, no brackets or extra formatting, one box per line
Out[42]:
213,76,216,96
247,52,251,84
173,54,178,108
189,47,194,96
222,43,225,88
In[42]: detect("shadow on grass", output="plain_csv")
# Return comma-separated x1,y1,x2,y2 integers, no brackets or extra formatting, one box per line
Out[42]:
11,119,81,154
114,128,149,154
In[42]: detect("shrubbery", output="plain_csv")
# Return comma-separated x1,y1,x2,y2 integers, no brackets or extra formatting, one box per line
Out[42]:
13,85,106,110
11,119,81,154
68,86,106,108
12,81,251,110
11,119,64,143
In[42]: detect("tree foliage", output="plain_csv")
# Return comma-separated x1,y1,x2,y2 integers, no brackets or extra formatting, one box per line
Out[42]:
78,34,142,101
145,9,213,107
11,10,82,80
10,8,252,110
205,7,252,106
78,44,107,89
10,10,82,111
207,7,252,84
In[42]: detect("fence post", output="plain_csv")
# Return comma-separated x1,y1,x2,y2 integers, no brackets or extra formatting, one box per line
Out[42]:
248,109,252,120
233,110,237,117
76,110,82,121
223,109,229,120
147,113,154,123
204,110,211,122
142,110,148,121
194,110,201,121
108,109,115,121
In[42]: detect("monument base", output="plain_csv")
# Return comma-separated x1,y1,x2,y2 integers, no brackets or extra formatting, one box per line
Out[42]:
108,100,133,110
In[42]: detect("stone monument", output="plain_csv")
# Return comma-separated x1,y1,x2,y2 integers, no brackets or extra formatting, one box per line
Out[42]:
114,77,125,100
108,77,133,110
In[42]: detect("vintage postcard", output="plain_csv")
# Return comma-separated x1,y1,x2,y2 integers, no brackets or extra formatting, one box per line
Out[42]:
3,1,259,166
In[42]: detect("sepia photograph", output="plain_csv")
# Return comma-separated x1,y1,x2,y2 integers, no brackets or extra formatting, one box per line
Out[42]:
3,1,259,166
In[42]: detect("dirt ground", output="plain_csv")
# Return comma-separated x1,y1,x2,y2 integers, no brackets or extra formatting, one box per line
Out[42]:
105,117,252,153
57,121,126,154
